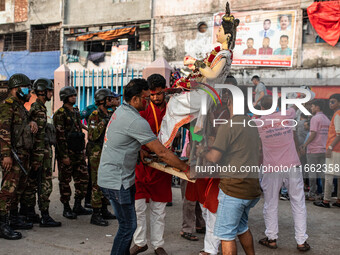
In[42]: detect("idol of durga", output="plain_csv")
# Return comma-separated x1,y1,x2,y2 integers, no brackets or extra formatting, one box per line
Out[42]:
159,2,240,148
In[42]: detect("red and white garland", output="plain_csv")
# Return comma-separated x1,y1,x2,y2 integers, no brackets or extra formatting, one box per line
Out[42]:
174,46,232,89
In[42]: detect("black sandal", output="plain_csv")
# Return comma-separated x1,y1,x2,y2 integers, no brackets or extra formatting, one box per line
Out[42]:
180,231,199,241
259,237,278,249
297,242,310,252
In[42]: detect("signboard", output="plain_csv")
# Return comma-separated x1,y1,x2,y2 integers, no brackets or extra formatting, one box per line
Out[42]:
213,10,297,67
110,45,128,73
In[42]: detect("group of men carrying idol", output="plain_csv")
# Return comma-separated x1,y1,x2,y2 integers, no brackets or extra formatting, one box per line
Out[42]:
1,71,317,255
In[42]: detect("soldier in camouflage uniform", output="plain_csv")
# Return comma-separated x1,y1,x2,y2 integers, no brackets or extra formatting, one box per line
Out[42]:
20,78,61,227
82,95,120,209
87,88,119,226
53,86,91,219
0,73,38,240
81,103,97,208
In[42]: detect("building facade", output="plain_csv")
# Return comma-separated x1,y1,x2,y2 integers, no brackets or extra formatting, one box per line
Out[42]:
61,0,153,71
1,0,339,87
153,0,340,86
0,0,62,81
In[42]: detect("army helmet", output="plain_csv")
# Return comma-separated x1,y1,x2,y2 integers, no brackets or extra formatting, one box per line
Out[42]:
59,86,77,101
94,88,114,104
33,78,54,93
8,73,32,89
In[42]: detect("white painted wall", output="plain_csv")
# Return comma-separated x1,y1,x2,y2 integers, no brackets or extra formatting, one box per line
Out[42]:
154,0,219,17
65,0,151,26
0,0,14,24
28,0,62,25
184,24,213,60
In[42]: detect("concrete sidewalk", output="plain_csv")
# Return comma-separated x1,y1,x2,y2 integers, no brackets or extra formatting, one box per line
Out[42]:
1,178,339,255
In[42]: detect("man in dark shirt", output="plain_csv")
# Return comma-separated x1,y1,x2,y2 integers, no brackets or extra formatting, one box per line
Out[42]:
198,88,261,255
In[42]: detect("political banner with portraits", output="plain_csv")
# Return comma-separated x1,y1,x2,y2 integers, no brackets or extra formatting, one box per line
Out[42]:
213,10,297,67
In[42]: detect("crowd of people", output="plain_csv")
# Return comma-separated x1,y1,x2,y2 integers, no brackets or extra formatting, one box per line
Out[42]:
0,71,339,255
252,79,340,210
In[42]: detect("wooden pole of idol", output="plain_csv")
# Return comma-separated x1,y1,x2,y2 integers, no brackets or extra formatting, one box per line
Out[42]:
146,161,196,183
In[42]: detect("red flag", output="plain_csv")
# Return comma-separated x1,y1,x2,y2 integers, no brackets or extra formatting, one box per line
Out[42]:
307,1,340,46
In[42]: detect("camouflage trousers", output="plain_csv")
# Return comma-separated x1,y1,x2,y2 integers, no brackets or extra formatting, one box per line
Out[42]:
0,154,30,216
21,147,53,212
57,150,88,204
88,145,109,209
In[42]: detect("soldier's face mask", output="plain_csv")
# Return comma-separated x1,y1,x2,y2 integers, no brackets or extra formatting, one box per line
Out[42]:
17,87,31,102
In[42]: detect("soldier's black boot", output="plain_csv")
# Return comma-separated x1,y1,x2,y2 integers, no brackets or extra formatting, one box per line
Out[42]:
0,214,22,240
101,204,116,220
40,210,62,227
84,200,92,209
18,204,29,221
90,208,108,226
63,203,77,219
19,205,39,224
26,207,41,224
18,204,28,216
9,210,33,230
84,189,92,209
73,198,92,215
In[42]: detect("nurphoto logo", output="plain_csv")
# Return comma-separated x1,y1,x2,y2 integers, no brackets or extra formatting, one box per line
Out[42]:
201,84,312,116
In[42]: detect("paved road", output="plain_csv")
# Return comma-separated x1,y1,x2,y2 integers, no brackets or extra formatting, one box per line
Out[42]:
1,178,339,255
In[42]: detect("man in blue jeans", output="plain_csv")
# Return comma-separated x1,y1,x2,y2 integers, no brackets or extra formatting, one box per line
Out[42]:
198,87,261,255
98,79,189,255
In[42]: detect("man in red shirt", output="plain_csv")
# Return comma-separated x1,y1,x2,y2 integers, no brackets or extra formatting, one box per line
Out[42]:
130,74,171,255
259,37,273,55
243,38,257,55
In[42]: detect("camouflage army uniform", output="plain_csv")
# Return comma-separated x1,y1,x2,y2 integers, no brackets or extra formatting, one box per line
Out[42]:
53,105,88,204
87,108,112,208
81,103,97,205
21,98,52,212
0,97,32,215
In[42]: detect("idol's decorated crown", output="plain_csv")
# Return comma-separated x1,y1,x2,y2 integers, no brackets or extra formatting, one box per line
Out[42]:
221,2,239,50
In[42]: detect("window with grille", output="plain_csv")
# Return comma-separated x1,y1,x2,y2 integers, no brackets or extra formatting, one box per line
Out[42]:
30,24,61,52
1,32,27,51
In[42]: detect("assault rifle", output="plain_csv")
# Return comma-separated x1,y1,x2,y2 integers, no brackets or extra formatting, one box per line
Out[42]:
0,137,28,175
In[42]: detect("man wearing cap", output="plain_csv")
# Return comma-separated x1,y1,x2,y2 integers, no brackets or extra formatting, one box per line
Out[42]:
53,87,91,219
0,73,38,239
87,89,120,226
